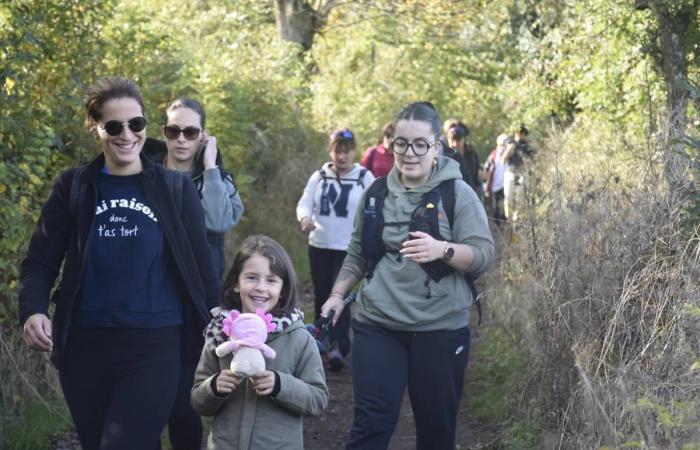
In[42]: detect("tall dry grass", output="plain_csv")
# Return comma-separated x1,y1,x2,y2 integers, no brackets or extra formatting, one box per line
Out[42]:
489,122,699,448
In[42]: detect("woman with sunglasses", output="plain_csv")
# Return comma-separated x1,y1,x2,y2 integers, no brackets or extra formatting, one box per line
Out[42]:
296,128,374,371
143,97,244,280
321,102,494,449
18,77,220,450
141,98,243,449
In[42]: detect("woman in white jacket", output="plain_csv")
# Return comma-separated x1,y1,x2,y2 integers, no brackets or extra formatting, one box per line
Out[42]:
296,129,374,370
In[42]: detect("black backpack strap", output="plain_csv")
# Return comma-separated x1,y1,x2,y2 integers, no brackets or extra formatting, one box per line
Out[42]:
439,179,456,228
163,169,184,215
358,168,367,188
361,177,388,278
69,166,86,218
438,179,481,325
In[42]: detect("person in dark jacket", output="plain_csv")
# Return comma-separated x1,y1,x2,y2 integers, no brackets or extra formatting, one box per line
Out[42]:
141,98,243,449
19,77,220,450
446,123,484,201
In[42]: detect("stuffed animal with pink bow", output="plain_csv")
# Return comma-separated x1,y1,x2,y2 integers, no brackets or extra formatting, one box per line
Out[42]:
215,308,277,378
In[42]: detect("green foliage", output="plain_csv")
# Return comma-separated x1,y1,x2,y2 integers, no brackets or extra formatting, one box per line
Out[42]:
3,0,700,446
1,400,70,450
467,326,528,423
0,0,111,302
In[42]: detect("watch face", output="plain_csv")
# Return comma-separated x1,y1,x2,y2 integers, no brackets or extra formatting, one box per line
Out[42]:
445,246,455,260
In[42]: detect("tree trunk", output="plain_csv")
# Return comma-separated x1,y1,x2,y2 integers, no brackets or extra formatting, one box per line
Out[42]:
648,1,698,195
273,0,323,51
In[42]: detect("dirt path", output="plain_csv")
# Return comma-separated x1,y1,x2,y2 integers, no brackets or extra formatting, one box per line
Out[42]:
303,320,503,450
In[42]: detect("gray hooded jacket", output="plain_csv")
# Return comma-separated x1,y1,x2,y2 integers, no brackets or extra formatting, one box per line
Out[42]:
346,156,494,331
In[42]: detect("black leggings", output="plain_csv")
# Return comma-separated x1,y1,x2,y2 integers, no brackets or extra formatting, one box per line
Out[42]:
161,356,202,450
347,320,470,450
59,327,181,450
308,245,351,356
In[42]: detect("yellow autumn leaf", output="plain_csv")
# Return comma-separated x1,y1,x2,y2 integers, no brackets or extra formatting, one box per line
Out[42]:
4,77,15,94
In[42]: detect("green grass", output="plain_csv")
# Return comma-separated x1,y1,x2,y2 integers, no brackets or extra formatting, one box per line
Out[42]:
1,400,71,450
467,326,528,422
465,325,540,449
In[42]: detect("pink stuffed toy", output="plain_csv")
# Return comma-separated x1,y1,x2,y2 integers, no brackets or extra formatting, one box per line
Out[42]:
215,308,277,377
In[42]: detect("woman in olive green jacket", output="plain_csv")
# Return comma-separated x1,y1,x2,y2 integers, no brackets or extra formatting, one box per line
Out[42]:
191,235,328,450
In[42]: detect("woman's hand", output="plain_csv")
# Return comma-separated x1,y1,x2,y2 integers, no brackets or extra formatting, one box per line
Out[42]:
300,217,316,234
22,313,53,352
216,369,242,395
400,231,443,263
250,370,275,396
320,294,346,326
201,132,218,170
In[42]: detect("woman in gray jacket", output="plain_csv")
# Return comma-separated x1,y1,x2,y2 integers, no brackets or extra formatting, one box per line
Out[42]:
192,235,328,450
321,102,494,450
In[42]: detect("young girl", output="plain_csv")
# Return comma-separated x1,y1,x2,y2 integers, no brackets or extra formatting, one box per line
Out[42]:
191,235,328,450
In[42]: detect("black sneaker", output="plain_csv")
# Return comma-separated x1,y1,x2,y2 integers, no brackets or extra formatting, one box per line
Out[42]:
327,345,344,372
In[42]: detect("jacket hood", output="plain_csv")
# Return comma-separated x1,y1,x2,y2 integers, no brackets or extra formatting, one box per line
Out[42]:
386,155,462,195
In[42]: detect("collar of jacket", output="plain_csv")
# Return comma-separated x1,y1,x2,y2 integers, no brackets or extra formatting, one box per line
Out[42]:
82,151,160,183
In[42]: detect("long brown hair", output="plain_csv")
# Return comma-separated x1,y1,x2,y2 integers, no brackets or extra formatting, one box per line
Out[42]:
221,235,300,315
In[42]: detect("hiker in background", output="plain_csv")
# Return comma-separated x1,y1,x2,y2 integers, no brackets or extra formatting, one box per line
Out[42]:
19,77,220,450
513,123,535,160
143,97,244,280
439,118,471,188
446,123,484,201
321,102,494,450
192,235,328,450
500,125,529,222
139,97,244,449
360,122,395,178
485,134,509,225
297,128,374,371
442,117,459,142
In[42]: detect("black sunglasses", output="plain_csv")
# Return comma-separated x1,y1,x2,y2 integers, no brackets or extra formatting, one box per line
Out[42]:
99,117,147,136
163,125,202,141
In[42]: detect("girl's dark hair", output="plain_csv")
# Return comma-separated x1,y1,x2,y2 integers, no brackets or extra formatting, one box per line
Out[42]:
165,97,206,129
84,77,145,126
447,123,469,139
393,101,442,139
329,128,357,153
377,122,394,145
221,235,300,315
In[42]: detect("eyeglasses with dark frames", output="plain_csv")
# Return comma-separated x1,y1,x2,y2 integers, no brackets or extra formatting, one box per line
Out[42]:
99,117,147,136
390,137,436,156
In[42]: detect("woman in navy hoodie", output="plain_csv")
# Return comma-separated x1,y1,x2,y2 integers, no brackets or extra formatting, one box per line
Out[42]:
19,77,219,450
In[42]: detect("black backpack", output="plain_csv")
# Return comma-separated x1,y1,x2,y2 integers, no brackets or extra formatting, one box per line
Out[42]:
360,177,482,324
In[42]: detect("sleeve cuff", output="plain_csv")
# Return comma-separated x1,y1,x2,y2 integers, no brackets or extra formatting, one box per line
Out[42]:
210,373,228,398
270,371,281,397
